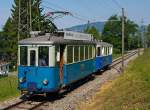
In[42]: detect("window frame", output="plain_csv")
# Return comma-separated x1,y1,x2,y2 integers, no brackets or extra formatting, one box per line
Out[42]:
67,45,73,64
66,44,95,64
28,47,38,66
38,46,49,67
74,45,80,62
18,46,28,66
19,45,53,67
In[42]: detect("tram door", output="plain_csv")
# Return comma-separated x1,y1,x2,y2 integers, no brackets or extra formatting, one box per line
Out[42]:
28,47,38,66
59,45,65,82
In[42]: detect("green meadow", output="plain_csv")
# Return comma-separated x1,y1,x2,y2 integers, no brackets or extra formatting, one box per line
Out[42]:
0,76,19,102
79,49,150,110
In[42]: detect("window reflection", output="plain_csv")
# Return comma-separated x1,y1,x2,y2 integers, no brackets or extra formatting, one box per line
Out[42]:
20,46,27,66
30,50,36,66
39,47,49,66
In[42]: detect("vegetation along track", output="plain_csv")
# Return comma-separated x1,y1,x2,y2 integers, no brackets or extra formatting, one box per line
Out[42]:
1,50,138,110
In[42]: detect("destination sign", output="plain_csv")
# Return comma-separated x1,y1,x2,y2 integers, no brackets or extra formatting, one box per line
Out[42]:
63,31,93,41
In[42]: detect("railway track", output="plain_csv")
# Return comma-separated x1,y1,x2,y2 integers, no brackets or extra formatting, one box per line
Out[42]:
1,50,138,110
2,98,48,110
111,50,138,67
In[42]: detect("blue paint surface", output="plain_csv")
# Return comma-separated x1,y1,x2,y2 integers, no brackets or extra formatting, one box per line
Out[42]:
18,56,112,93
95,55,112,70
63,59,96,85
18,66,60,92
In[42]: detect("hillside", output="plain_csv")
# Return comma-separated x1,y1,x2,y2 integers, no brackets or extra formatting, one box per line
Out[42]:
66,22,105,32
79,49,150,110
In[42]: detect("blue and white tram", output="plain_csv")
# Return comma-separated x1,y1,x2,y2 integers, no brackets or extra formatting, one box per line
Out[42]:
18,31,113,94
95,42,113,70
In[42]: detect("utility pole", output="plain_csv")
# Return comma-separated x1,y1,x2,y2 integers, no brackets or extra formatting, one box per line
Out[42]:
29,0,32,32
18,0,21,41
27,0,29,37
141,19,144,48
37,0,40,31
88,20,90,26
121,8,125,72
138,33,140,56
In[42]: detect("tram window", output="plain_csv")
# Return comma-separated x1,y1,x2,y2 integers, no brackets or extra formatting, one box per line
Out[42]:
39,47,49,66
85,46,88,60
107,47,109,55
97,47,101,56
30,50,36,66
108,47,110,55
110,47,112,54
89,46,92,59
80,46,84,61
55,46,60,64
92,46,95,58
103,47,105,56
74,46,79,62
100,47,102,56
20,46,27,66
105,47,107,55
67,46,73,64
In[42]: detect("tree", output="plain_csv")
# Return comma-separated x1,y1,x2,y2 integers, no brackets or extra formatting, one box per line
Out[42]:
10,0,56,38
102,15,139,53
0,18,18,61
84,26,101,40
125,19,139,50
1,0,56,62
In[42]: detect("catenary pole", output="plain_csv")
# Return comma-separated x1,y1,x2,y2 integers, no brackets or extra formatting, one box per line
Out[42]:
27,0,29,37
18,0,21,41
29,0,32,32
122,8,125,72
37,0,40,31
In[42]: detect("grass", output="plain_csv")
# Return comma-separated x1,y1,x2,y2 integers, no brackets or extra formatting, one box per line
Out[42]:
112,53,121,59
78,49,150,110
0,76,19,102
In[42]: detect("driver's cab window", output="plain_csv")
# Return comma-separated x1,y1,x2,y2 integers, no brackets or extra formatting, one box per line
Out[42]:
30,50,36,66
20,46,27,66
28,47,38,66
39,47,49,67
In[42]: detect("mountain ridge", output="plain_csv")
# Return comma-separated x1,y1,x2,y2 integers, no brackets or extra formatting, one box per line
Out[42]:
65,22,105,33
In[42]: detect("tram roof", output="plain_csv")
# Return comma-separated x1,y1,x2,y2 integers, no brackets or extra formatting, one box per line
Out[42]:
18,35,96,45
18,31,112,47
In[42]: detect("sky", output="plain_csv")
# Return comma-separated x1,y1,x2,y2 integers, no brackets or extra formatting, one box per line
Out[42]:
0,0,150,30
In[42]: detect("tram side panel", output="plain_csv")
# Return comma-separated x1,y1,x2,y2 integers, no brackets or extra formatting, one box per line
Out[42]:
62,45,96,85
63,59,96,85
95,55,112,70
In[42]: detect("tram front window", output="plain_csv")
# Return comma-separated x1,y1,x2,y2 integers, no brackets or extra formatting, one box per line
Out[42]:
30,50,36,66
39,47,49,66
20,46,27,66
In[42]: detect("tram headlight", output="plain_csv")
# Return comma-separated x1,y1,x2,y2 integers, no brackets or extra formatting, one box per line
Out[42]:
43,79,48,85
19,77,26,83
